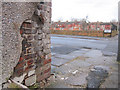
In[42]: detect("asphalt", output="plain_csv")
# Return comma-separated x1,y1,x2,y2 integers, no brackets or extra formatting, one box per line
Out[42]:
47,35,118,88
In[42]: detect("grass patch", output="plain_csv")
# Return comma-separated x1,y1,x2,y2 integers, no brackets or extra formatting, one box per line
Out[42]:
28,83,39,89
8,83,21,89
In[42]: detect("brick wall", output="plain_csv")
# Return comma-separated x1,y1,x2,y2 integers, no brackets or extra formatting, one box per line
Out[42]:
2,0,51,88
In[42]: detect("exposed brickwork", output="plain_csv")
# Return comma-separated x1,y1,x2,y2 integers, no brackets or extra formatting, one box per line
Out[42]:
36,63,51,82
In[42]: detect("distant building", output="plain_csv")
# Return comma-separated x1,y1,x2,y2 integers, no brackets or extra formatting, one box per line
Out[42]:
50,21,117,32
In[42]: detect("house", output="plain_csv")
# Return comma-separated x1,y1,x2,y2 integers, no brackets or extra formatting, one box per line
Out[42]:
50,21,117,32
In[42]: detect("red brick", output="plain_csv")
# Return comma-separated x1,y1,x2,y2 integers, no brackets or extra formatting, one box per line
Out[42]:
36,71,51,82
43,59,51,65
27,23,32,28
23,23,25,27
25,65,34,72
19,57,24,62
14,68,24,76
25,54,35,60
27,60,34,66
20,29,23,34
44,67,51,74
15,62,25,70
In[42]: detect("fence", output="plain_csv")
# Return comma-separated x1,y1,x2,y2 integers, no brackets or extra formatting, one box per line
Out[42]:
51,30,118,37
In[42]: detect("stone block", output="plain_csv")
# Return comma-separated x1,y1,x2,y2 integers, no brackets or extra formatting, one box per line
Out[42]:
42,33,46,39
28,70,35,77
34,45,43,52
13,73,27,83
26,47,34,54
27,35,34,40
36,71,50,83
38,29,43,34
43,48,50,54
24,29,37,34
34,34,43,40
25,75,36,86
43,59,51,65
37,4,44,10
37,41,42,45
45,53,51,60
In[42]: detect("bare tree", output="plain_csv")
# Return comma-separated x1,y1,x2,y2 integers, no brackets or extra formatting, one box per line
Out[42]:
80,18,87,30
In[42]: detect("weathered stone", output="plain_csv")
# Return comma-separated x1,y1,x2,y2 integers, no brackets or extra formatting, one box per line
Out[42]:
47,44,51,49
86,67,108,88
43,48,51,54
34,34,42,40
37,41,42,45
28,70,35,77
42,33,46,39
38,29,43,34
25,75,36,86
34,45,43,51
65,72,87,87
37,4,43,10
36,51,43,57
26,47,34,54
27,35,34,40
34,9,41,16
24,29,37,34
1,1,51,88
13,73,27,84
45,53,51,60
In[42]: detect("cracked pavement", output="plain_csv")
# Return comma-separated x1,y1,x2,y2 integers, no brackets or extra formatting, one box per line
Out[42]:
47,34,118,88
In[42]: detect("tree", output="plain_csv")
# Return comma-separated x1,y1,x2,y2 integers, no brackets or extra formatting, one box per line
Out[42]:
80,19,87,30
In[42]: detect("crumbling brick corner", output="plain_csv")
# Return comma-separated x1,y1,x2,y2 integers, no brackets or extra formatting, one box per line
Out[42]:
1,0,52,88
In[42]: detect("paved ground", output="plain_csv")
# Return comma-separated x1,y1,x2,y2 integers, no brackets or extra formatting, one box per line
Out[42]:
47,34,118,88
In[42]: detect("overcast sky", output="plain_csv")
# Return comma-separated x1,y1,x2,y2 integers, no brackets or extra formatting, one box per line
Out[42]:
52,0,119,22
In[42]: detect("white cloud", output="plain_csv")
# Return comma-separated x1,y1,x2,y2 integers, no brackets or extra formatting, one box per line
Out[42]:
52,0,119,22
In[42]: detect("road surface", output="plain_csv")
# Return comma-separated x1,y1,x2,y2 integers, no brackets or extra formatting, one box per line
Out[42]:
48,34,118,88
51,34,118,54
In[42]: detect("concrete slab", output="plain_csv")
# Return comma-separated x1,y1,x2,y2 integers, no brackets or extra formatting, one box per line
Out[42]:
84,50,103,58
85,57,107,65
102,51,117,56
47,80,70,88
51,57,70,67
54,60,91,75
68,51,87,57
54,54,76,60
51,46,79,54
65,72,88,87
70,60,91,68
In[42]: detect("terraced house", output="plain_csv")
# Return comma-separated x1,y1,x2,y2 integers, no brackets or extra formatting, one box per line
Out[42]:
51,21,118,37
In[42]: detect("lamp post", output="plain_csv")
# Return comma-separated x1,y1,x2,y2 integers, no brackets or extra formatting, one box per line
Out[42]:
117,1,120,62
